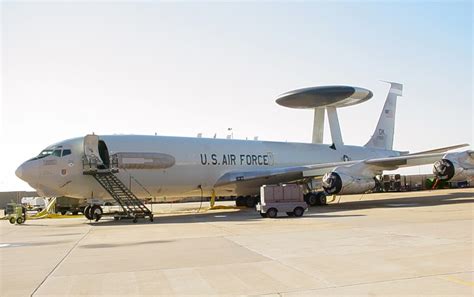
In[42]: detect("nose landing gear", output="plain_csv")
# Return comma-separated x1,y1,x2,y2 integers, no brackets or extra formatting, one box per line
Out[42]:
84,205,103,222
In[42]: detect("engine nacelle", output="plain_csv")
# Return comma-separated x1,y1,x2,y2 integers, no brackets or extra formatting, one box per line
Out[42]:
433,151,474,182
432,159,456,180
322,171,376,195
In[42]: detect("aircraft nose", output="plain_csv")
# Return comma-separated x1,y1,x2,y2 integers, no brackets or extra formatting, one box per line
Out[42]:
15,162,36,182
15,165,23,179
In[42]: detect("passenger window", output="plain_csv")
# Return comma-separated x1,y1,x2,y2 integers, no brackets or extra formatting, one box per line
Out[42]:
52,150,62,157
62,149,71,157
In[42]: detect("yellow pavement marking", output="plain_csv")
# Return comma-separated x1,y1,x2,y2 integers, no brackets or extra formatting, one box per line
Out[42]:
438,275,474,287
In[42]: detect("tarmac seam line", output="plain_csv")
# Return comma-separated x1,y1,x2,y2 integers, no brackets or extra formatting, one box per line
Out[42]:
223,234,334,288
30,225,92,297
262,269,474,296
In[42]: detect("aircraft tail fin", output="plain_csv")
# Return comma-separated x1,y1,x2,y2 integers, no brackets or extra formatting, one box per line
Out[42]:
364,81,403,151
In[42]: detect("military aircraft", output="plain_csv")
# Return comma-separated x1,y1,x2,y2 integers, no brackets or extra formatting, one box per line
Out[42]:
15,82,470,221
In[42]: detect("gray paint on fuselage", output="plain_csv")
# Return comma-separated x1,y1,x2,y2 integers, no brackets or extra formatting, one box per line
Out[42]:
26,135,399,200
95,135,398,198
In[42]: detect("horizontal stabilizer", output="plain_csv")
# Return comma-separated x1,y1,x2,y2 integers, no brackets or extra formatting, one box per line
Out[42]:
381,80,403,96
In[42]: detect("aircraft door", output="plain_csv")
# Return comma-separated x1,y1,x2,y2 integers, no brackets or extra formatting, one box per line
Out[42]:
83,134,104,169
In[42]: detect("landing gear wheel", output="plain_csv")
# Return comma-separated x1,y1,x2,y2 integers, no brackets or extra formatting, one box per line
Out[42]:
306,193,318,206
149,214,154,222
9,217,16,224
90,205,103,222
16,217,24,224
316,192,327,206
306,192,328,206
259,212,267,218
293,207,305,217
133,217,138,223
245,196,256,208
235,196,245,207
84,205,92,220
286,212,295,217
267,208,278,218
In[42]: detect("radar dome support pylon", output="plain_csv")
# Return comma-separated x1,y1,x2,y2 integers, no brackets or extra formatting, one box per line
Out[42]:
276,85,373,147
311,108,325,144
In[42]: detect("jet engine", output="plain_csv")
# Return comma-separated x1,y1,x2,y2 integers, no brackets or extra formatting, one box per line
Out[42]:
433,151,474,182
322,170,376,195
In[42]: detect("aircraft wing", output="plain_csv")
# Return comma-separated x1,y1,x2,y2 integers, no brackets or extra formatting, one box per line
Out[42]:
406,143,469,155
214,152,447,188
214,160,357,188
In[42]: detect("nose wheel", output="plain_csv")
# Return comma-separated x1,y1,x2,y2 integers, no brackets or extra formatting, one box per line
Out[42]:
84,205,103,222
84,205,92,220
91,205,103,222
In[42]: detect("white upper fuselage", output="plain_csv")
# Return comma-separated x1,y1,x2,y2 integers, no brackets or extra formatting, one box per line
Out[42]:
16,135,400,200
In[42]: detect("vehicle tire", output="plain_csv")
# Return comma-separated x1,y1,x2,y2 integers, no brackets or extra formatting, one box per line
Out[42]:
316,192,327,206
307,193,318,206
9,217,16,224
286,212,295,217
16,217,24,224
84,205,92,220
133,217,138,223
293,207,304,217
267,208,277,218
259,212,267,218
245,196,256,208
91,205,103,222
60,210,67,215
149,215,154,222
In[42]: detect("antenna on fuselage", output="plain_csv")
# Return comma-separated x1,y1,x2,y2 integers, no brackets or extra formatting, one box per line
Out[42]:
275,85,374,147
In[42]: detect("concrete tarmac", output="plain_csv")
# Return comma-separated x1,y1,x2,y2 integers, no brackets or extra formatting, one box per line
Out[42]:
1,188,473,296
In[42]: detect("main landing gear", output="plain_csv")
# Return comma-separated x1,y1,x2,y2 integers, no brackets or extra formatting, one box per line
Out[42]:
235,196,259,208
304,191,328,207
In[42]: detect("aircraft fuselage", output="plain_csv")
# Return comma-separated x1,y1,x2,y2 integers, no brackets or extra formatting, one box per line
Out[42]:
16,135,399,200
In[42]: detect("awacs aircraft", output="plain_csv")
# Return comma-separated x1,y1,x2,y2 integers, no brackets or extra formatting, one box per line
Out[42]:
15,82,471,222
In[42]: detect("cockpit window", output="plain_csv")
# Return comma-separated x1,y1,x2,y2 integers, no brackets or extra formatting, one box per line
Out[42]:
29,149,54,160
29,146,71,161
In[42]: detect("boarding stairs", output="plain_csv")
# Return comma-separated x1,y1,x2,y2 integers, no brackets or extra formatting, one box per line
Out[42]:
92,171,153,221
83,155,153,222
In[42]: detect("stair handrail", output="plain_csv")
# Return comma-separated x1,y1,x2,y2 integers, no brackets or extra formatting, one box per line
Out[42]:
123,168,157,202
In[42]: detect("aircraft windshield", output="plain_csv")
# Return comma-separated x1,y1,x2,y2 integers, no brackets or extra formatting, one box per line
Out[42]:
29,146,72,161
30,149,54,160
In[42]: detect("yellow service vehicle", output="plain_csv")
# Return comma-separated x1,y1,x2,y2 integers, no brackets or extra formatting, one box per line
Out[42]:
6,203,27,224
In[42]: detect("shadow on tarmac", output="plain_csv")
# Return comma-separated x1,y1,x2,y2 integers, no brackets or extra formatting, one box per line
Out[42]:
316,191,473,213
80,240,174,249
89,190,473,226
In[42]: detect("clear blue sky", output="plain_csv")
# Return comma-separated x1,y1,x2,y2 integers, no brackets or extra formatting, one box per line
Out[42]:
1,1,472,191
